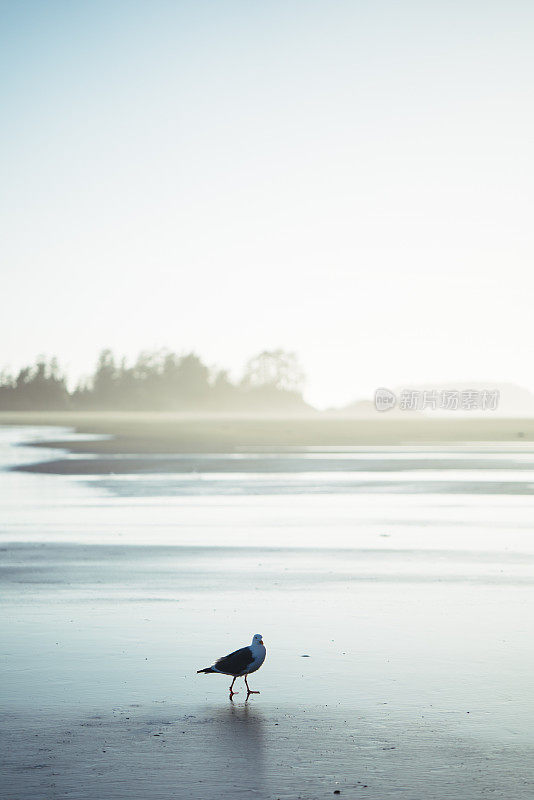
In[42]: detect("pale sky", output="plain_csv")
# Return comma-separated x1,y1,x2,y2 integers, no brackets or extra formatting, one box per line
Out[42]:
2,0,533,408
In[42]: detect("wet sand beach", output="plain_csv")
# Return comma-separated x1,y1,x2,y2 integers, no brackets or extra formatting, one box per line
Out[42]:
1,410,533,454
2,423,534,799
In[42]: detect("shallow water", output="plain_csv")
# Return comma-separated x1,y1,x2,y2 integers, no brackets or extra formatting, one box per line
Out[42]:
2,425,534,799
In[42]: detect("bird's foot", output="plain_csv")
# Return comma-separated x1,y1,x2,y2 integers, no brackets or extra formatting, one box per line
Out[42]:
246,690,260,700
229,690,238,700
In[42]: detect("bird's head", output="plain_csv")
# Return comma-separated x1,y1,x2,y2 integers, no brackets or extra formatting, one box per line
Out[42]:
252,633,264,647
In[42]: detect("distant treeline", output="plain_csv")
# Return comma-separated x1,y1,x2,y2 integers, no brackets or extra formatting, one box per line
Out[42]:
0,349,310,411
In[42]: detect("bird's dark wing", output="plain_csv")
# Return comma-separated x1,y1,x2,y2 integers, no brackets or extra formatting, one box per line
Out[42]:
215,646,254,675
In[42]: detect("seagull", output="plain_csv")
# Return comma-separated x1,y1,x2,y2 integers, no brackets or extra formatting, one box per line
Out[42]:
197,633,266,699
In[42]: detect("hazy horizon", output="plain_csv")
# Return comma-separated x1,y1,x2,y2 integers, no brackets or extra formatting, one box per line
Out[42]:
2,0,534,407
4,346,534,415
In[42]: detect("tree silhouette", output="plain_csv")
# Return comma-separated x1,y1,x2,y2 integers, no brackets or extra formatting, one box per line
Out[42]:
0,357,69,409
93,349,120,407
0,348,309,411
242,349,305,392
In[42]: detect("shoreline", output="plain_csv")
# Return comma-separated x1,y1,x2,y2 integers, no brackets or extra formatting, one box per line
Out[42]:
1,412,533,458
2,411,534,477
13,452,534,476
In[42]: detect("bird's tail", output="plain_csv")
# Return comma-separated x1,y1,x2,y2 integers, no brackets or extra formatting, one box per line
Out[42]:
197,667,215,674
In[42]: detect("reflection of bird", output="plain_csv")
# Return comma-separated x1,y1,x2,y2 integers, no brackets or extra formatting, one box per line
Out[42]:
197,634,266,699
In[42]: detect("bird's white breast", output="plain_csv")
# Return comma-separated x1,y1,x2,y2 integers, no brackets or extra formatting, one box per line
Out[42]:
245,644,266,674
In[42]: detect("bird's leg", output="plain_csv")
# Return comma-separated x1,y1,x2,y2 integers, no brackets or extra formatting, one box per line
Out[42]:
229,676,238,699
245,675,260,698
